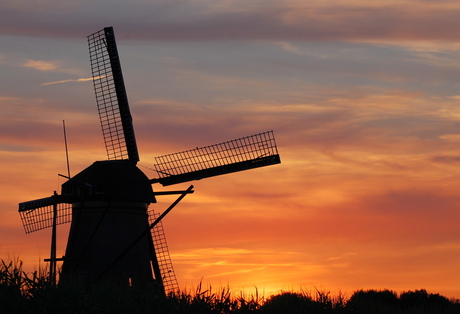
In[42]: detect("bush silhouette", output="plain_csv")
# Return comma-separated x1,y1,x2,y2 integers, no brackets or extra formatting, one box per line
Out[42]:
262,292,321,314
345,289,399,313
399,289,451,312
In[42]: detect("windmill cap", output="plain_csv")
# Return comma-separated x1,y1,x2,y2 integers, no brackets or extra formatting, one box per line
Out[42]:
61,160,156,203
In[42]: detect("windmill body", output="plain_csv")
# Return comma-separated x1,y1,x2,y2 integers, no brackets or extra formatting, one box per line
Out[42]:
18,27,281,294
60,160,156,286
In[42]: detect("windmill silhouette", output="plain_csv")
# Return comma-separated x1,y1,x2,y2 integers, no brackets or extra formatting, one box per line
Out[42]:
18,27,281,294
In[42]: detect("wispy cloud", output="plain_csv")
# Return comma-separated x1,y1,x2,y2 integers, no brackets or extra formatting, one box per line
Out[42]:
40,75,106,86
206,267,266,278
274,42,302,54
41,77,94,86
22,59,59,71
21,59,87,78
430,155,460,163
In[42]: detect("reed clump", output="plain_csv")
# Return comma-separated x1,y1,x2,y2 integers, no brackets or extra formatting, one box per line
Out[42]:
1,258,459,313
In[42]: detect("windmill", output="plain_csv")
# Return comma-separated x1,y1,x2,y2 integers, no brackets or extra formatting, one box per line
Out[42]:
18,27,281,294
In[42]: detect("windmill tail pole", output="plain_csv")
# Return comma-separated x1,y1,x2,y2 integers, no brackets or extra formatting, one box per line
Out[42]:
97,185,194,283
49,191,58,287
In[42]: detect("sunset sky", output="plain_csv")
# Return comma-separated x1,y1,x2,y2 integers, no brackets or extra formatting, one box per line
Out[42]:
2,0,460,299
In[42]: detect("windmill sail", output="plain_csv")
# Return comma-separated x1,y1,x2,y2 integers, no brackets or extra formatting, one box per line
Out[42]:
148,210,180,294
18,196,72,234
151,131,281,186
88,27,139,163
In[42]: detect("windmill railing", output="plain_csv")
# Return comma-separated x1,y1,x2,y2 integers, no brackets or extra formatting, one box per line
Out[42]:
151,131,280,186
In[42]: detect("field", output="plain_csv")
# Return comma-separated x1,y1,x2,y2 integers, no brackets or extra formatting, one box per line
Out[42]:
1,258,459,314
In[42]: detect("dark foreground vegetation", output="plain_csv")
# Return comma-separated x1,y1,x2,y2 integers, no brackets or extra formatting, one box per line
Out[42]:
1,259,459,314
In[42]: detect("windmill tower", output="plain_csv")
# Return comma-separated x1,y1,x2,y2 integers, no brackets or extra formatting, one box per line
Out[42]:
18,27,281,294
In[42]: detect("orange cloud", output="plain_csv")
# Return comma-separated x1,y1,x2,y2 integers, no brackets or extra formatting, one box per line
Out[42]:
22,59,59,71
41,76,105,86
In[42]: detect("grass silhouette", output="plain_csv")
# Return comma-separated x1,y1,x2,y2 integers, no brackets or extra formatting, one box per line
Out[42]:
1,258,459,313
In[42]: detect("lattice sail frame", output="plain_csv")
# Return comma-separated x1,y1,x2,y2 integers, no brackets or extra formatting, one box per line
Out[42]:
152,130,281,186
18,197,72,234
148,210,180,294
88,27,139,163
